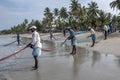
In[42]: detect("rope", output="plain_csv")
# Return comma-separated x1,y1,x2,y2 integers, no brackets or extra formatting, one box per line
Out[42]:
3,40,17,46
42,46,56,51
0,46,55,62
60,38,68,47
0,46,28,62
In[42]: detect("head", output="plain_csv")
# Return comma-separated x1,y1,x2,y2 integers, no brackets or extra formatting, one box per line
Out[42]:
66,27,71,31
88,27,91,31
29,26,37,32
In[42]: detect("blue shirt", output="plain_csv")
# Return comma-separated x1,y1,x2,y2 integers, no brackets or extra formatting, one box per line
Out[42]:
68,29,75,38
109,23,114,29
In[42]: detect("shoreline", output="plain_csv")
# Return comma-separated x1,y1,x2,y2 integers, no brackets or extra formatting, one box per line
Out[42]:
1,31,120,56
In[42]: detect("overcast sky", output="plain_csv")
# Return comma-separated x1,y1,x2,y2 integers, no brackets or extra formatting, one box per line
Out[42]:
0,0,119,30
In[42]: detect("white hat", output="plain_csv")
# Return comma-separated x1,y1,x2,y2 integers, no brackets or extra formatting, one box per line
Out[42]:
29,26,37,29
88,27,91,29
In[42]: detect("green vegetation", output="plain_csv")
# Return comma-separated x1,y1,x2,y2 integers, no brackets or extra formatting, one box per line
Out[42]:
0,0,120,34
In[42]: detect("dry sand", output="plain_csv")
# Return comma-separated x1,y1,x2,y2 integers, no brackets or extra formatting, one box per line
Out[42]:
77,31,120,56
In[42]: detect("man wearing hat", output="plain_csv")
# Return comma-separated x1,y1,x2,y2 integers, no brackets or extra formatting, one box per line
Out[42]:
27,26,42,70
88,27,96,47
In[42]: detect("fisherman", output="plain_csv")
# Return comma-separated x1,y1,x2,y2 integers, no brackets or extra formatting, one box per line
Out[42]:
27,26,42,70
49,30,56,40
88,27,96,47
67,27,76,55
109,21,114,33
63,28,67,37
17,33,20,45
103,25,108,40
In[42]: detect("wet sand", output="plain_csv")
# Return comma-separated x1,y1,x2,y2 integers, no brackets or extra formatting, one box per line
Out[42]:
1,31,120,80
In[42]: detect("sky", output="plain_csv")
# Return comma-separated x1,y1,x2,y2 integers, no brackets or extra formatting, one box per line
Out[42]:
0,0,119,30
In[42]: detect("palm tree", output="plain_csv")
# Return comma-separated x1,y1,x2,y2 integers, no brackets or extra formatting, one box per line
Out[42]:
59,7,68,20
53,8,59,17
78,6,88,30
110,0,120,10
69,0,83,29
44,7,53,30
87,1,99,24
69,0,80,17
112,15,118,25
53,8,59,30
106,13,112,22
98,10,108,27
59,7,68,29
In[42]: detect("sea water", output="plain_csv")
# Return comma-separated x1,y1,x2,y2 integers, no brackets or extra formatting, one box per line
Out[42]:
0,36,28,69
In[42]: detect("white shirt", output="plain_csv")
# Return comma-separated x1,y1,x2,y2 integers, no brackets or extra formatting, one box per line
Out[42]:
103,25,108,31
31,31,42,48
90,28,96,34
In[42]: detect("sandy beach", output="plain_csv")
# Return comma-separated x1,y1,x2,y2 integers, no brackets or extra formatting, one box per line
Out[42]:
0,31,120,80
77,31,120,56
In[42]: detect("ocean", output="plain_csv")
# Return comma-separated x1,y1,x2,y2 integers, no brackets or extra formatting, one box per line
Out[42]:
0,36,26,68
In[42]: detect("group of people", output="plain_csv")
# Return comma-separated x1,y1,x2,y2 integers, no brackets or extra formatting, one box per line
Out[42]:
103,22,116,40
26,21,116,70
63,22,116,56
63,23,96,55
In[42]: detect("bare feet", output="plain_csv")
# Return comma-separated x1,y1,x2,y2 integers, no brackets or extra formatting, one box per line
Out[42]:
32,66,38,70
70,53,76,55
91,45,94,47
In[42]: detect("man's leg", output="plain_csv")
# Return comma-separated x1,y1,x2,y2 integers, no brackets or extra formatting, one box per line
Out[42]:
33,56,38,69
50,35,52,40
70,45,76,55
17,39,20,45
91,34,96,47
70,46,74,54
104,31,107,40
91,39,95,47
73,45,76,55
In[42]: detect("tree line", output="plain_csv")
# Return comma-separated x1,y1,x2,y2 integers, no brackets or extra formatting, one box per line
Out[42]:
0,0,120,34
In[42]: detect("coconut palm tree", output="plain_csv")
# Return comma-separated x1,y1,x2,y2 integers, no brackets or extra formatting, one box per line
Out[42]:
59,7,68,29
59,7,68,21
44,7,53,30
78,6,88,30
110,0,120,10
53,8,59,30
106,13,112,22
69,0,80,17
87,1,99,24
112,15,118,25
53,8,59,17
98,10,108,27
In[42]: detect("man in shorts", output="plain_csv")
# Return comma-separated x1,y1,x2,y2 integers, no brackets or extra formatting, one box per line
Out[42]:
88,27,96,47
27,26,42,70
67,28,76,55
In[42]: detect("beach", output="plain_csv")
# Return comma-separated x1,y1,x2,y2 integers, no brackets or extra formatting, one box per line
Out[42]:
0,31,120,80
77,31,120,56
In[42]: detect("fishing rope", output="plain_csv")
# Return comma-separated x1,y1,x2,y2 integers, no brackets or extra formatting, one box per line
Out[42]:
0,46,28,62
0,45,56,62
3,40,17,46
